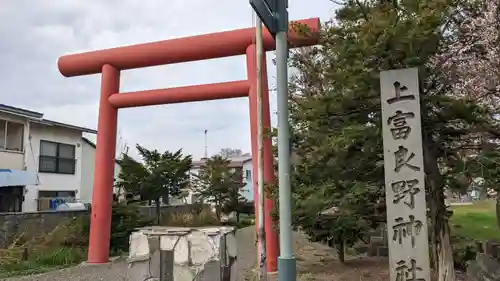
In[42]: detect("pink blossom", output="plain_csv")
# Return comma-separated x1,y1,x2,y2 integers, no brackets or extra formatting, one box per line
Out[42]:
429,0,500,108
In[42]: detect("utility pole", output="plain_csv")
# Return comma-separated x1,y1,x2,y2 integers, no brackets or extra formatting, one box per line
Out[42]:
274,1,295,281
255,14,268,281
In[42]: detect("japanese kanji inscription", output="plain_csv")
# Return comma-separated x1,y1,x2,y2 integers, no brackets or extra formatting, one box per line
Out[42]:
392,215,423,248
395,259,426,281
387,110,415,140
380,68,430,281
392,179,420,209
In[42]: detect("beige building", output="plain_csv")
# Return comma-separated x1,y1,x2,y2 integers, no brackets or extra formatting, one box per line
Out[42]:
0,104,120,212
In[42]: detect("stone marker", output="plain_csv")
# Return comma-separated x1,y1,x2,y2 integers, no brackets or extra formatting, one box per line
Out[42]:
380,68,431,281
127,226,237,281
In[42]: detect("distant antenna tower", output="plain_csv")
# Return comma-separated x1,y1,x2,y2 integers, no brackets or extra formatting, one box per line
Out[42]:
117,129,124,155
204,129,208,158
116,128,129,158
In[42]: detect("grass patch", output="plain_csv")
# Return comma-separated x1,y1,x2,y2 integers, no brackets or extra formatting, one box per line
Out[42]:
0,247,86,278
0,221,88,278
450,200,499,241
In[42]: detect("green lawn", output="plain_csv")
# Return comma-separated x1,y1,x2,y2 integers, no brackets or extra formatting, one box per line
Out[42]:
450,200,500,241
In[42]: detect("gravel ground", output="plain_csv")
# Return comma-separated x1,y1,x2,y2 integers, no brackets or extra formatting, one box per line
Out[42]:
255,231,471,281
3,226,258,281
2,261,132,281
234,226,257,281
2,227,471,281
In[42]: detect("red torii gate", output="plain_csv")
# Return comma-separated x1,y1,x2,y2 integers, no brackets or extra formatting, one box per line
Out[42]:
58,18,319,272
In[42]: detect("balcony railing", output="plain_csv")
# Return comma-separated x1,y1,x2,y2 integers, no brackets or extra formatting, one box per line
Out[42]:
0,119,25,156
37,197,77,211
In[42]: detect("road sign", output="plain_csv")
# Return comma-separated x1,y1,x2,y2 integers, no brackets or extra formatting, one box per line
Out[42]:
250,0,277,36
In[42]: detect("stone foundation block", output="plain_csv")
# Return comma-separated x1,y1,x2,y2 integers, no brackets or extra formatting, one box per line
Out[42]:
127,226,237,281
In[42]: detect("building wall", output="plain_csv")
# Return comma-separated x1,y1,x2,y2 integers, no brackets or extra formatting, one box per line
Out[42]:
23,123,84,212
80,140,122,204
0,150,24,170
188,159,254,203
241,160,253,201
184,168,199,204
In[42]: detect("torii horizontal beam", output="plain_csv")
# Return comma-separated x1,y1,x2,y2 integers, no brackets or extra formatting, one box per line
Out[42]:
58,18,320,77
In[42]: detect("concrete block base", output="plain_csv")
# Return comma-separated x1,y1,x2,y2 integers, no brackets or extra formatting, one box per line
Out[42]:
127,226,237,281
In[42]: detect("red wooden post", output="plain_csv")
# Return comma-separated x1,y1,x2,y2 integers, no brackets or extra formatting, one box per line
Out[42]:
87,64,119,263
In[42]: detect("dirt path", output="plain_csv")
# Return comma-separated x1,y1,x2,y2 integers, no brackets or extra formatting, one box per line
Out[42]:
258,231,471,281
285,233,471,281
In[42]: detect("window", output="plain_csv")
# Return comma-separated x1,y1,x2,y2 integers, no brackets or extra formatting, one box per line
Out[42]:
38,190,76,198
0,186,23,212
39,140,76,174
245,170,252,181
0,119,24,151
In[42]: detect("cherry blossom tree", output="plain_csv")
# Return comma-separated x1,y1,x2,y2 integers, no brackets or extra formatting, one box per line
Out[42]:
429,0,500,109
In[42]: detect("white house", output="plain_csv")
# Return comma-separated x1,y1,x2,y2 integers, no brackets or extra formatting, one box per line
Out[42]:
187,155,254,204
0,104,121,212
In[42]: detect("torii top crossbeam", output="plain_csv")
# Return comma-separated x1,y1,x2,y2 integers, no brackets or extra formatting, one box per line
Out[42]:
58,18,320,77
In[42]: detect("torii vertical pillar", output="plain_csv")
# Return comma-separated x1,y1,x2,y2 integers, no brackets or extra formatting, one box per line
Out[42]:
87,64,120,263
57,17,319,273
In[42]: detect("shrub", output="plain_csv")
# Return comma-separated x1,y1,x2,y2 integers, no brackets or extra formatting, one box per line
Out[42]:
239,217,255,227
234,201,255,215
161,208,221,227
222,217,254,229
33,247,86,267
452,234,478,270
63,203,152,254
60,216,91,248
189,202,208,215
0,203,150,276
109,203,153,253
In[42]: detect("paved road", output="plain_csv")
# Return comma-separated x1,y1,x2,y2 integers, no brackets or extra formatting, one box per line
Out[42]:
4,226,257,281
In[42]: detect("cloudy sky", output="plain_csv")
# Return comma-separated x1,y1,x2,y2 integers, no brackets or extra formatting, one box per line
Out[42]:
0,1,335,160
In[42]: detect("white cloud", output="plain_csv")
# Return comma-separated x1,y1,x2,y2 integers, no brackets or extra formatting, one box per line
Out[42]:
0,0,335,159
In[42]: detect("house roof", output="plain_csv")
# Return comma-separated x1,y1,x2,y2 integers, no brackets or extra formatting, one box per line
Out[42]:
192,155,252,169
81,137,122,166
31,119,97,134
0,104,97,134
0,104,44,118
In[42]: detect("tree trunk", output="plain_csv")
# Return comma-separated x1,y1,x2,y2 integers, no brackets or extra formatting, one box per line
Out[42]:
155,198,161,225
337,240,345,264
429,186,455,281
215,197,221,220
423,142,455,281
436,221,455,281
496,193,500,231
